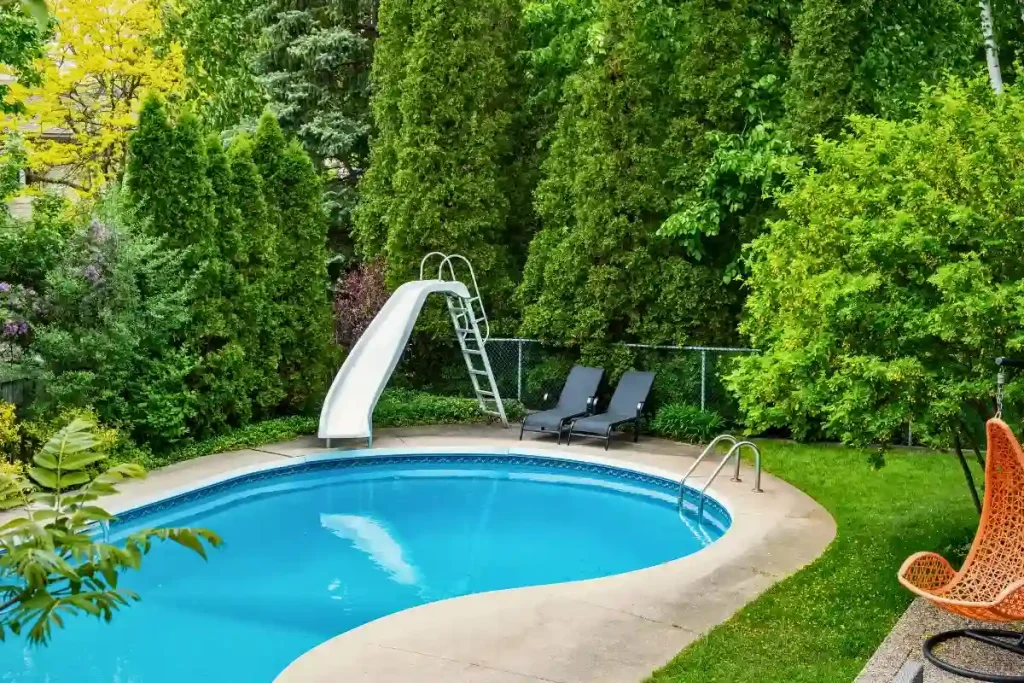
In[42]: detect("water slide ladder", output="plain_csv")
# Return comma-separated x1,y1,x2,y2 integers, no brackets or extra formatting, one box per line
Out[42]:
421,253,508,426
678,434,762,522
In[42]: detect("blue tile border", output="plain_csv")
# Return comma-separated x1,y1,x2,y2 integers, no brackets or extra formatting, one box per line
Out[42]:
113,452,732,531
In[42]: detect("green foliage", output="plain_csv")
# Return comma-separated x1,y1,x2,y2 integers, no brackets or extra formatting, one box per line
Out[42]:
0,3,44,114
649,404,724,443
784,0,979,142
0,401,18,460
375,389,525,427
253,112,335,411
30,194,198,448
252,0,375,246
127,99,253,438
0,194,76,285
161,0,265,130
517,0,741,350
122,101,333,436
226,136,284,416
0,417,220,645
648,441,979,683
730,81,1024,449
355,0,523,324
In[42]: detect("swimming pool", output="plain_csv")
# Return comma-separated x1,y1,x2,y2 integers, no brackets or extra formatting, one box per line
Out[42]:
0,452,730,682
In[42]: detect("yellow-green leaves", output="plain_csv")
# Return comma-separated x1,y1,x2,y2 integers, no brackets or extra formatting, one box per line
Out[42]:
0,417,222,645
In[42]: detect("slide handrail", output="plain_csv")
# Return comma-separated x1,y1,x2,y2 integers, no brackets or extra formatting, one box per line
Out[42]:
438,253,490,342
419,252,448,280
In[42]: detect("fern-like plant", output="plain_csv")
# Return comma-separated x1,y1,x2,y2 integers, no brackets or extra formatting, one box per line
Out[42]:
0,417,221,644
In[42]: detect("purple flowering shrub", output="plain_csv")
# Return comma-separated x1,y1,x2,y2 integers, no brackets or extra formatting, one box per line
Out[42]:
0,282,38,363
332,260,389,348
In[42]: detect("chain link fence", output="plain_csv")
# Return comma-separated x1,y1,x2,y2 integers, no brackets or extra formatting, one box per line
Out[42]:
388,336,758,418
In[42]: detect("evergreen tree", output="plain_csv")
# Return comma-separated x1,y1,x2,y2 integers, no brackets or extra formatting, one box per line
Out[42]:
127,101,252,435
227,135,285,415
125,95,174,237
252,0,377,249
277,140,334,410
351,0,412,258
518,0,738,351
354,0,522,321
253,112,333,411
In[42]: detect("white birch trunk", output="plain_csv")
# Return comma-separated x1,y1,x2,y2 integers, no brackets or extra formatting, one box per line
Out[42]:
980,0,1004,93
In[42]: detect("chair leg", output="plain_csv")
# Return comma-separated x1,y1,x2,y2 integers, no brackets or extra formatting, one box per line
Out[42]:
633,419,639,443
519,422,525,441
924,629,1024,682
556,422,562,446
566,424,574,446
605,427,611,451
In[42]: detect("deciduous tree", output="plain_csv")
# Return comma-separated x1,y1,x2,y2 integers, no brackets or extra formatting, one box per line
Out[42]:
1,0,184,196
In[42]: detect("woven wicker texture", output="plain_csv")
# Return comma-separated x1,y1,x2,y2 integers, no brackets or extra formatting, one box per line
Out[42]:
899,419,1024,622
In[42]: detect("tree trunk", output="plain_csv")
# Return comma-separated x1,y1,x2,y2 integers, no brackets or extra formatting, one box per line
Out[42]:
980,0,1004,93
955,431,983,515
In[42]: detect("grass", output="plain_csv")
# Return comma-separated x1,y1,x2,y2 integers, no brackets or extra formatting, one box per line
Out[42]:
648,440,981,683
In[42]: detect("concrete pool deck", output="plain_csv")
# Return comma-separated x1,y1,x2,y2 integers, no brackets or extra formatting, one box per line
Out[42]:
102,424,836,683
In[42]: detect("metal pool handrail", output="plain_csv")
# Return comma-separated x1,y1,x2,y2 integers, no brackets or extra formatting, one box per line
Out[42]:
679,435,764,522
678,434,738,508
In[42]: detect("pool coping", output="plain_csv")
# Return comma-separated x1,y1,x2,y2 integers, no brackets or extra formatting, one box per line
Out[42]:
102,426,837,683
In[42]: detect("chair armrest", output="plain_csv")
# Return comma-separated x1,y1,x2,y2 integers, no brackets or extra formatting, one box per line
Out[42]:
636,401,645,419
588,396,599,414
899,552,956,593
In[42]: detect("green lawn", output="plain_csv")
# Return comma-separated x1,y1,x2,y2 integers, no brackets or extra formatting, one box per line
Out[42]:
648,441,981,683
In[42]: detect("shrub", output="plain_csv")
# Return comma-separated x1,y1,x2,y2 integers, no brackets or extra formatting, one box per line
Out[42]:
0,401,18,460
333,259,389,348
30,193,198,449
523,353,577,408
650,404,725,443
729,81,1024,454
375,389,525,427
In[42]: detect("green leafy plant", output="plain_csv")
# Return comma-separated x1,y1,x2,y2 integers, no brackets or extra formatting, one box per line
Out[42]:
650,404,725,443
729,80,1024,508
0,417,220,644
354,0,523,327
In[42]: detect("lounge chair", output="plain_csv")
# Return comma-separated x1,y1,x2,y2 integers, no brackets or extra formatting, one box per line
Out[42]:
898,418,1024,680
566,371,655,450
519,365,603,444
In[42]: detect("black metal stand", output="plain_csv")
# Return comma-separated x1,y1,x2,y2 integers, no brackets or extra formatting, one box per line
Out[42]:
924,629,1024,682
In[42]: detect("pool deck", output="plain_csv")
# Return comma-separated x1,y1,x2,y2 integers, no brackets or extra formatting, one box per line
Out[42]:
102,424,836,683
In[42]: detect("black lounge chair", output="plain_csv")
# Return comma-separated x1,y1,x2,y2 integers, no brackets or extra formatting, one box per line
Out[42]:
519,365,604,444
566,371,655,450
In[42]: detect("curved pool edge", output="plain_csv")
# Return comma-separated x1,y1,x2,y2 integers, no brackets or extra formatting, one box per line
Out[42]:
263,436,835,683
88,429,835,683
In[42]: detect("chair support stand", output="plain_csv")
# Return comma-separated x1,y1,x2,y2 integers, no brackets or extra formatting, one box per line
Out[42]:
924,629,1024,682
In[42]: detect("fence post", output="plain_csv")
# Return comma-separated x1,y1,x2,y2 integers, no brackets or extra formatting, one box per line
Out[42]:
517,339,523,402
700,350,707,411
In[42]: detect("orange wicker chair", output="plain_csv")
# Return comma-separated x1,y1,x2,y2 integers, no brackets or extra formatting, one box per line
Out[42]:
899,418,1024,680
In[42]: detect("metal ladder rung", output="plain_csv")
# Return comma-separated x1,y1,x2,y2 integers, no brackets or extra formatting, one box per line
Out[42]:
429,252,507,429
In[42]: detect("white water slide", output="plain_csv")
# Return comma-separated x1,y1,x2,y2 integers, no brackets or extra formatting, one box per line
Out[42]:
319,254,508,445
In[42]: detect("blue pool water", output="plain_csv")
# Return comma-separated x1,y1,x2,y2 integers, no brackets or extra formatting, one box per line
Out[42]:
0,454,729,682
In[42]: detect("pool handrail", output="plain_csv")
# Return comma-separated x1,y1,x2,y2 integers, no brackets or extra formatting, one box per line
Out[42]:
679,434,763,522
